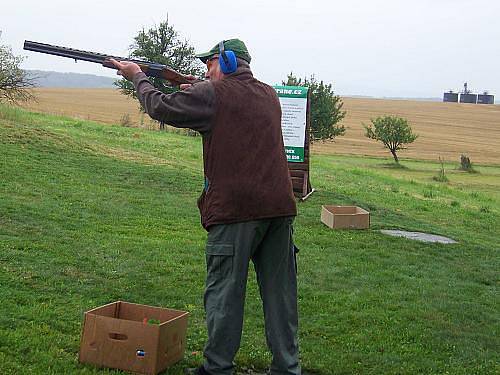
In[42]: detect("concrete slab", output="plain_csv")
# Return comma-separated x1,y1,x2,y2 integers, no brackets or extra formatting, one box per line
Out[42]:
380,230,457,244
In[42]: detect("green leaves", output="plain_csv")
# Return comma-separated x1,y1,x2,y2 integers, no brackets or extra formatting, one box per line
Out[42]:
283,72,346,143
0,37,36,104
364,115,418,162
115,19,204,109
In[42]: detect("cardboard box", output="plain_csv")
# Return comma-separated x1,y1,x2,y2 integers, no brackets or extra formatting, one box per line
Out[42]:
321,205,370,229
79,301,189,375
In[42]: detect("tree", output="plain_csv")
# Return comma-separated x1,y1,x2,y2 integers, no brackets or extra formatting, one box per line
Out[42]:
283,72,346,142
0,33,36,104
364,115,418,163
115,19,204,129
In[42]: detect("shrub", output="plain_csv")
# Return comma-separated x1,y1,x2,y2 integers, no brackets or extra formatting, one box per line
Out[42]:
0,35,36,104
459,154,478,173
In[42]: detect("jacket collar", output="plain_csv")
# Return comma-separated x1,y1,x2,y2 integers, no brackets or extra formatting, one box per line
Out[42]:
225,60,253,80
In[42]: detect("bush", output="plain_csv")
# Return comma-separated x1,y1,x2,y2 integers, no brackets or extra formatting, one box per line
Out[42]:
459,154,478,173
0,34,36,104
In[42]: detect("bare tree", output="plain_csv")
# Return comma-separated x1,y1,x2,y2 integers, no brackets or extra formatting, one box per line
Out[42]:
0,33,37,104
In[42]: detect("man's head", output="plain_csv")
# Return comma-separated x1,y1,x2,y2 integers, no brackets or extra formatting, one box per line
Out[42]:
196,39,251,81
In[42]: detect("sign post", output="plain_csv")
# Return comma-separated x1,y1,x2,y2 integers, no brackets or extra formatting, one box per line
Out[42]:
274,85,314,200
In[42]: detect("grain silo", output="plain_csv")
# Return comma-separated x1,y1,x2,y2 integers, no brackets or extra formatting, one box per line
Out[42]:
443,82,494,104
460,94,478,104
443,91,459,102
459,82,477,104
477,91,495,104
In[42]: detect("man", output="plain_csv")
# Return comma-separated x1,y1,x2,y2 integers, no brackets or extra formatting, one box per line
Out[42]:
110,39,300,375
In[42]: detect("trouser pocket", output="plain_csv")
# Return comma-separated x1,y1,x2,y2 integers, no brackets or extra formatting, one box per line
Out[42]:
206,243,234,278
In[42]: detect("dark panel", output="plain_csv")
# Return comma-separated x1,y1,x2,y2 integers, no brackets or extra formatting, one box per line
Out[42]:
459,94,477,104
443,92,459,102
477,94,494,104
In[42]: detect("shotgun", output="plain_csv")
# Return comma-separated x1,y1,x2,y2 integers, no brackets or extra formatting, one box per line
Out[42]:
23,40,200,86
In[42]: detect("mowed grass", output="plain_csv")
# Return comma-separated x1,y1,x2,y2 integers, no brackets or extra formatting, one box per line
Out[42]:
1,104,499,374
24,88,500,164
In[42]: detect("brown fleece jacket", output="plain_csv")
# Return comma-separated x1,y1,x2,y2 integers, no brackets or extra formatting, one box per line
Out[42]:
133,63,296,229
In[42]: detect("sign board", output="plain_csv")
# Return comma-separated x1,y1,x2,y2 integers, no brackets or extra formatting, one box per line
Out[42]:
274,86,308,163
273,85,314,200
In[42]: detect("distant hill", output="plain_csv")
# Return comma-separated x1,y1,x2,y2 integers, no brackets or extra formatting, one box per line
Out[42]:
345,95,442,102
25,70,116,88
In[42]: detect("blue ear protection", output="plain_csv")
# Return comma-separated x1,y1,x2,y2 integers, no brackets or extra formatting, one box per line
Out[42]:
218,41,238,74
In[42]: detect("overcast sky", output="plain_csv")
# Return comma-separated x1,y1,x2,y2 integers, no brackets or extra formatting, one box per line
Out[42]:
2,0,499,98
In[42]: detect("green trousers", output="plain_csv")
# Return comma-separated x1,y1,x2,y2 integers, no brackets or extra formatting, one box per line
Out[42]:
202,216,300,375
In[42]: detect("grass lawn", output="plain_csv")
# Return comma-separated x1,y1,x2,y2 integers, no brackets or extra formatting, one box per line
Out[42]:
1,105,498,374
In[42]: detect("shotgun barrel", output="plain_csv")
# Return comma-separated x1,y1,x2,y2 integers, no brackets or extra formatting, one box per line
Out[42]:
23,40,199,86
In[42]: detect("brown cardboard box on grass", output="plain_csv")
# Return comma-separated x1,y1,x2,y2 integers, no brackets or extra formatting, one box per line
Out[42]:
321,205,370,229
79,301,189,375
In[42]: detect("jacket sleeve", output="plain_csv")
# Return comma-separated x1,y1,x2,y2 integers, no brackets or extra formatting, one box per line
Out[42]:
132,72,215,134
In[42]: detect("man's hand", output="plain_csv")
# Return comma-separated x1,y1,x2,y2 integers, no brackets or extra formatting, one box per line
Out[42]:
179,75,197,90
108,58,142,81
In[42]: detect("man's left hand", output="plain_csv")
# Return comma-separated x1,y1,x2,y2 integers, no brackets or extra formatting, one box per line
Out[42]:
109,59,142,81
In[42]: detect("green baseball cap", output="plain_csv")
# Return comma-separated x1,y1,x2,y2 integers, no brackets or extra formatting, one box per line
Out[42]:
195,39,251,64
